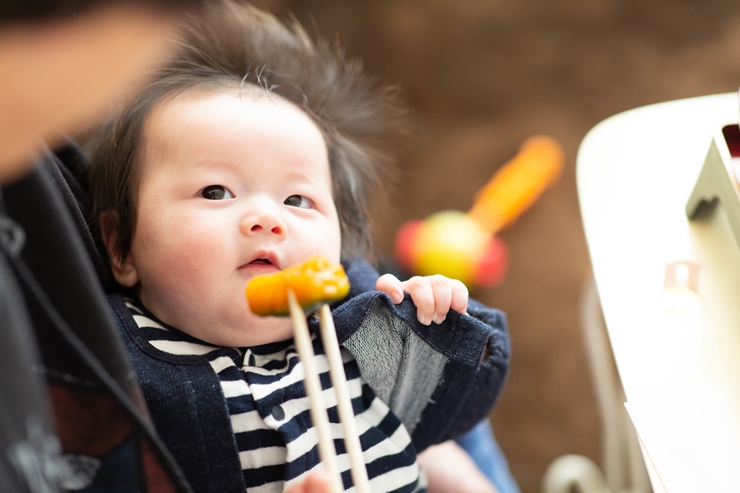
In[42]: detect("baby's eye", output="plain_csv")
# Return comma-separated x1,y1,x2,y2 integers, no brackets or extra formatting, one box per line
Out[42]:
201,185,234,200
284,195,312,209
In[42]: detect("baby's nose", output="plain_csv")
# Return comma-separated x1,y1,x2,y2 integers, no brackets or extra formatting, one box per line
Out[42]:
241,210,286,237
249,223,283,235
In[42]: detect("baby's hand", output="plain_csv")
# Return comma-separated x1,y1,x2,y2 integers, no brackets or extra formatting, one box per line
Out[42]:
376,273,468,326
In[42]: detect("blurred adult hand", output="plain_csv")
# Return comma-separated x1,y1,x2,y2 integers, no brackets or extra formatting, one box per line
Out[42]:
284,470,334,493
0,4,175,183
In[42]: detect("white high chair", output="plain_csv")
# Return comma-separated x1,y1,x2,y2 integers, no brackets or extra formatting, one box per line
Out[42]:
541,275,650,493
544,92,740,493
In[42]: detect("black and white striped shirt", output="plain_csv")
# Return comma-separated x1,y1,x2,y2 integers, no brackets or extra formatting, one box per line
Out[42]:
127,299,424,493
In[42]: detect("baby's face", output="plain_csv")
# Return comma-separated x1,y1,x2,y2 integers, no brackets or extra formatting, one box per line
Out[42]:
118,90,341,347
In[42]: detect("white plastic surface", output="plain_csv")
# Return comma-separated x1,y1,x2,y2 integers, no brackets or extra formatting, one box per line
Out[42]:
577,93,740,492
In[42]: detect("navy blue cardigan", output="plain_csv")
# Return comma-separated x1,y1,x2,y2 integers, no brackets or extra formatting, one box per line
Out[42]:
108,259,510,493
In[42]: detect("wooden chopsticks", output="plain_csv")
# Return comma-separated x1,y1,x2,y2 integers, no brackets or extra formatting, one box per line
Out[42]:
288,289,371,493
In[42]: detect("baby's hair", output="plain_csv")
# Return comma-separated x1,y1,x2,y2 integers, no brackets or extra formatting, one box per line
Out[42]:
89,0,408,270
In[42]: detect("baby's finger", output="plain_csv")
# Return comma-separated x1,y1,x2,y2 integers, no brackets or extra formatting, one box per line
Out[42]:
402,276,434,325
449,279,469,314
376,273,404,304
428,276,453,324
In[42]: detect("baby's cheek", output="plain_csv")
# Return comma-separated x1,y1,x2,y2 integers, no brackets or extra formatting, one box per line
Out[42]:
302,224,341,263
140,246,222,314
150,249,199,284
155,231,225,277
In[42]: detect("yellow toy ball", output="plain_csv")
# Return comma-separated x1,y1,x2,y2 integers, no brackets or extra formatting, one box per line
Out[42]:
411,211,489,286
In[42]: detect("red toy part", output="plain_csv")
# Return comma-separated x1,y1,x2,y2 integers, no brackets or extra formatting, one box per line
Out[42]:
393,220,422,273
474,236,509,288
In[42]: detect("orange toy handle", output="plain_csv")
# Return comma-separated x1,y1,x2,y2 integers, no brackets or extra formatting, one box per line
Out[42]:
468,135,565,234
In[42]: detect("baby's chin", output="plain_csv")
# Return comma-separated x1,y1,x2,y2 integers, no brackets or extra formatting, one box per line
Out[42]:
207,314,294,348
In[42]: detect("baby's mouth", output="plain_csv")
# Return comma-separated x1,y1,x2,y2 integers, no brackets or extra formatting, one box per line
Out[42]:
240,253,280,272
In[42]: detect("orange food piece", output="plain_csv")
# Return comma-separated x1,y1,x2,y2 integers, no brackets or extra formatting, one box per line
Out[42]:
246,256,350,316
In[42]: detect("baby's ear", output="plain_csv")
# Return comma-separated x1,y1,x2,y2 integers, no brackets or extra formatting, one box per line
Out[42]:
100,211,138,287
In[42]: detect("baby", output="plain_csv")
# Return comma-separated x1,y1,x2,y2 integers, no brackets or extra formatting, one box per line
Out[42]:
88,2,510,493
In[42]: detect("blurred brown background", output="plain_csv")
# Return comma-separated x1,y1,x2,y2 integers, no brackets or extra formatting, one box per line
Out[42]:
255,1,740,491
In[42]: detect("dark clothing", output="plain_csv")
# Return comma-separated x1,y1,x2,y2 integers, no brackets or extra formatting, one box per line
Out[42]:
108,257,510,493
0,251,60,493
0,145,192,492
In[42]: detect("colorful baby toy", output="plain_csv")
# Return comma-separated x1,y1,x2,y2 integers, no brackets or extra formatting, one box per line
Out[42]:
394,135,565,289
